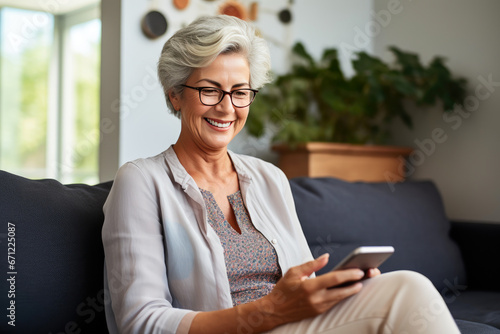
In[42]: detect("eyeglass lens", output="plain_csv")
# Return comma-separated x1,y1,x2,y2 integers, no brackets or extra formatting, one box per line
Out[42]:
200,88,255,107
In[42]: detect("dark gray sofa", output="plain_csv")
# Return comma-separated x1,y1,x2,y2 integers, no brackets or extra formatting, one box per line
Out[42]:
1,170,499,333
291,177,500,333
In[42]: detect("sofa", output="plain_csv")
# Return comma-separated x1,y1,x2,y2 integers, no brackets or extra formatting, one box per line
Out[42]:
1,169,499,333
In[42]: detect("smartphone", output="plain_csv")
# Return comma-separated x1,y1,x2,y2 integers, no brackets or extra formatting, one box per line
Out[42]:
331,246,395,272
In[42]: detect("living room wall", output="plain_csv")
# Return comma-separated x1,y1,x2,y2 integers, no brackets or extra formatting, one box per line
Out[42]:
372,0,500,223
100,0,499,223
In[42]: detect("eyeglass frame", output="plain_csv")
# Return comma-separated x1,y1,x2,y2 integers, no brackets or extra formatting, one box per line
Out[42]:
180,84,259,108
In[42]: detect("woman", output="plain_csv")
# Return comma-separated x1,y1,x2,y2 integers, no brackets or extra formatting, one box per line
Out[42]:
102,15,460,334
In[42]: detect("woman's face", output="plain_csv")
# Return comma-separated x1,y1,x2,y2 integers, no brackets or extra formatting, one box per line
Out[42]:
170,53,251,152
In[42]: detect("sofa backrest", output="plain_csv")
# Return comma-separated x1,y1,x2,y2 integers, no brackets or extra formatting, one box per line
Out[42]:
290,177,467,293
0,171,112,334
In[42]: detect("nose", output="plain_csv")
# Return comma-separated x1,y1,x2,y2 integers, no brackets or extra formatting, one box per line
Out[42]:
216,92,235,113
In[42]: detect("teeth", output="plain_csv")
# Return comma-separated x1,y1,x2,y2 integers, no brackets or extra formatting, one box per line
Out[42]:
206,118,231,128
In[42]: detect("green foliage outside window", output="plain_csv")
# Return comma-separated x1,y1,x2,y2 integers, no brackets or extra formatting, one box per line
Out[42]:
0,7,100,184
0,8,51,176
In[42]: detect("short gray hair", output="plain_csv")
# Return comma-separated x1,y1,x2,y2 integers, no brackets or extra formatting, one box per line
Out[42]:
157,15,271,117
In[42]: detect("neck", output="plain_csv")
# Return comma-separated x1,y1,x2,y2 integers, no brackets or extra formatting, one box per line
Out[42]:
173,138,234,183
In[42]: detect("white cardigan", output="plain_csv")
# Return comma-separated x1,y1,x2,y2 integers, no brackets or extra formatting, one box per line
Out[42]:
102,146,313,334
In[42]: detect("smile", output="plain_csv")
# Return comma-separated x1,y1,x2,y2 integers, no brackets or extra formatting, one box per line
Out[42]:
205,118,232,128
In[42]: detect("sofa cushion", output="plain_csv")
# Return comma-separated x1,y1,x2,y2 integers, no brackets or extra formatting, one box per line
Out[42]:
290,177,467,292
0,171,112,334
448,291,500,330
455,319,500,333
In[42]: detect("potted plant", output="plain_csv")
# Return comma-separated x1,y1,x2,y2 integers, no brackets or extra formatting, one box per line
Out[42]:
246,42,468,181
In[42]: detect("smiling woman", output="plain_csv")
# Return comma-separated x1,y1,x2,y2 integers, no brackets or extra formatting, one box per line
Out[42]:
102,15,461,334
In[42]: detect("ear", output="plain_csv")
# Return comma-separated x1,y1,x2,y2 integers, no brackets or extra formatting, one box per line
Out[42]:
168,90,181,111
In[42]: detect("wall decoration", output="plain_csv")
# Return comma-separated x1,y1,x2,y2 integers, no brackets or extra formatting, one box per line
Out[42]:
173,0,190,10
278,8,292,24
248,2,258,21
141,10,168,39
218,0,248,21
139,0,294,45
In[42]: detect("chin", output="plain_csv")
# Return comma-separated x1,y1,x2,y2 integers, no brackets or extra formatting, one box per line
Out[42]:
203,138,232,150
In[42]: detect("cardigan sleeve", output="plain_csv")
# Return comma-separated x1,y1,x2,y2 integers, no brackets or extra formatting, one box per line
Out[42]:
278,168,315,269
102,162,195,334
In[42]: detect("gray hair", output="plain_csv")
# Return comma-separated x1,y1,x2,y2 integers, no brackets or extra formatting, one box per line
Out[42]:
157,15,271,117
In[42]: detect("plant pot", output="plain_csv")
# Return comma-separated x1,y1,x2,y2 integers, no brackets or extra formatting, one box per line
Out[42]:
272,142,413,182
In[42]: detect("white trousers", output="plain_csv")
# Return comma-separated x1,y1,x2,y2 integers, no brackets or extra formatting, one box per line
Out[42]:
269,271,461,334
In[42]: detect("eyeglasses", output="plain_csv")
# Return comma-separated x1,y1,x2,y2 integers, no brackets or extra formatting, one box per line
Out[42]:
181,85,258,108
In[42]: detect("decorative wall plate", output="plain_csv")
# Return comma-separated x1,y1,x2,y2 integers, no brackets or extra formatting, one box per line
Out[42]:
218,0,248,21
141,10,168,39
249,2,258,21
173,0,190,10
278,8,292,24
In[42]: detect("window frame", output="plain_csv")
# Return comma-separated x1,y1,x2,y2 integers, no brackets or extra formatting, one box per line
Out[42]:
53,4,101,183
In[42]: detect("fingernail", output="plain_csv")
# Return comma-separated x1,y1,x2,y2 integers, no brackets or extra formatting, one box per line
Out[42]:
318,253,330,260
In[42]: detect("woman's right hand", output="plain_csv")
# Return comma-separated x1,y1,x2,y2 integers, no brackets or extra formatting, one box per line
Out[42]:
256,254,366,328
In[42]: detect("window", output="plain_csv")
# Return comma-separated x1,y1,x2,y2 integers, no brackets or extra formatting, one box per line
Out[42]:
0,7,53,179
0,4,101,184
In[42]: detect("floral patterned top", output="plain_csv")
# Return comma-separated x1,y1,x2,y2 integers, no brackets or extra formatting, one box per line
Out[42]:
200,188,282,306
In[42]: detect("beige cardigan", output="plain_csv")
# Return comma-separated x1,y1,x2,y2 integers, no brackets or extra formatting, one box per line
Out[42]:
102,146,313,334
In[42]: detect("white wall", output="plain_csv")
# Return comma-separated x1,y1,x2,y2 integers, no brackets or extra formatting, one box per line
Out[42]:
373,0,500,223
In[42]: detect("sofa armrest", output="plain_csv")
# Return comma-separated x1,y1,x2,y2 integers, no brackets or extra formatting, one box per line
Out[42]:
450,221,500,292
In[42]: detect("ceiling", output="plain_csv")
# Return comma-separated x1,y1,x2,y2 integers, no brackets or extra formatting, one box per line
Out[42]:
0,0,99,14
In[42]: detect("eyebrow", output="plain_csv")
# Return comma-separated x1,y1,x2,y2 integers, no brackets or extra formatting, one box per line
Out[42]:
195,79,250,89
